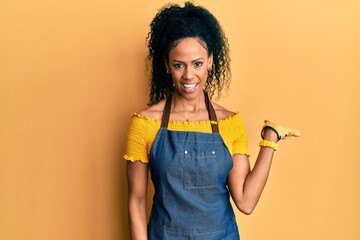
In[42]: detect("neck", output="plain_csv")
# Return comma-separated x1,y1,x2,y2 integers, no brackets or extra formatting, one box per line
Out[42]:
171,91,206,113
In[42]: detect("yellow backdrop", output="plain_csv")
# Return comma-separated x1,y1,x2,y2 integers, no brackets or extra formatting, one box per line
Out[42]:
1,0,359,239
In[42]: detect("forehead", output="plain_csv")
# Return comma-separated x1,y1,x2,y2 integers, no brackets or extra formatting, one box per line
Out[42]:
169,38,209,60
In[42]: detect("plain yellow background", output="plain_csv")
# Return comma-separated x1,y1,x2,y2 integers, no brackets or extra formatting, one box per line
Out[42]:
1,0,359,239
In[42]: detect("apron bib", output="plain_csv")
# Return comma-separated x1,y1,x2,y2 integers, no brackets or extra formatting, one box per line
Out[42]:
148,92,240,240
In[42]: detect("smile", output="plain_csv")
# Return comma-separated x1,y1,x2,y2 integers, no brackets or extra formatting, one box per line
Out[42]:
182,83,198,90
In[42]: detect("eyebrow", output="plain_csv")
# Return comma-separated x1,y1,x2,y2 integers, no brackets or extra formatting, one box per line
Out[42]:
172,58,205,64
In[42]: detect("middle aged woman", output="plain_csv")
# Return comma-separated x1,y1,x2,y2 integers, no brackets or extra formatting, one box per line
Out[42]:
125,2,301,239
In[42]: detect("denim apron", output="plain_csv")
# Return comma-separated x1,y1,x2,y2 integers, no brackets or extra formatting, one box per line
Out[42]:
148,92,240,240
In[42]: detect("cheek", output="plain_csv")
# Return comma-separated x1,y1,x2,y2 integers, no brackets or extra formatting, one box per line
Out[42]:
171,72,182,81
200,69,209,80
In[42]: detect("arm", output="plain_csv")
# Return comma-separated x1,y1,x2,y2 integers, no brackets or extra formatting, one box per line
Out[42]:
228,128,278,215
126,160,149,240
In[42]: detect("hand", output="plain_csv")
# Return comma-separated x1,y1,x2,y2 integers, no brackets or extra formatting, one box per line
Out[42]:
261,120,301,141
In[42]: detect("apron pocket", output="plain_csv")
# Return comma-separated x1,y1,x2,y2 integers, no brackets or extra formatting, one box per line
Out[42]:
183,142,218,189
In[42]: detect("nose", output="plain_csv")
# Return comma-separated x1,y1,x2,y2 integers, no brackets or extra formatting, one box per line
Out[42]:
183,66,194,80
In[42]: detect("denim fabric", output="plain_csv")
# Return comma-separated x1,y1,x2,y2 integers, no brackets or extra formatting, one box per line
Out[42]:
148,128,240,239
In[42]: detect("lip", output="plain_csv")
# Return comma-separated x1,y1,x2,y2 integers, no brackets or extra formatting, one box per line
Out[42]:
181,82,198,92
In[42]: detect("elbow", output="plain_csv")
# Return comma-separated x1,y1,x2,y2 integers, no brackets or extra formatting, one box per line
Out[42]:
128,195,147,208
235,201,256,215
232,193,259,215
240,207,254,215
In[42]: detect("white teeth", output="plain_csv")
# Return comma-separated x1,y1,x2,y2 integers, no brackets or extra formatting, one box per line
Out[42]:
183,83,197,89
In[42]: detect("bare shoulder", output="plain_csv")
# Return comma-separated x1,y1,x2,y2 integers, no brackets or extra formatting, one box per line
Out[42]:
138,99,166,120
211,102,236,120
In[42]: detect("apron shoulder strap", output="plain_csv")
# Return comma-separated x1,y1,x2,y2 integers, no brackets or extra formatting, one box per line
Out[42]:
161,94,172,129
160,92,219,133
205,91,219,133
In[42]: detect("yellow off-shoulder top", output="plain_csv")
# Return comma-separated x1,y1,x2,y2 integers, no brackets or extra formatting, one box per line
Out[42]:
124,112,250,163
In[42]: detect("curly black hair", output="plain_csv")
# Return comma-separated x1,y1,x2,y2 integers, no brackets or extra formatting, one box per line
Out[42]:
146,2,231,105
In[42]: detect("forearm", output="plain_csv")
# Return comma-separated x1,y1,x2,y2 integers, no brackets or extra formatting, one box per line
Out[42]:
128,198,148,240
126,161,149,240
241,146,275,212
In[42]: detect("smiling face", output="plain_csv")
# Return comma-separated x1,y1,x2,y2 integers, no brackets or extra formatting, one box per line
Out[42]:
166,37,213,100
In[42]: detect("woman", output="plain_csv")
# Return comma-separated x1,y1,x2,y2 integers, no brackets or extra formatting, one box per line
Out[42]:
125,2,300,239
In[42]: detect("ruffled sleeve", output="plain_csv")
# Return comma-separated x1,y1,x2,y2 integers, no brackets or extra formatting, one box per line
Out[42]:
123,113,160,163
219,113,250,157
231,114,250,156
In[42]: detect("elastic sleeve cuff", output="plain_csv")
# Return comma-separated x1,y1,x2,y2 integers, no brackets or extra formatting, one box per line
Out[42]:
233,151,251,157
123,154,149,163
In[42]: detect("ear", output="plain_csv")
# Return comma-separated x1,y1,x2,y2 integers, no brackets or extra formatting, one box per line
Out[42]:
164,58,170,72
208,53,213,69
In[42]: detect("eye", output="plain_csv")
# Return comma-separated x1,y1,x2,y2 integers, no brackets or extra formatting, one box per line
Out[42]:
194,61,203,68
173,63,184,69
